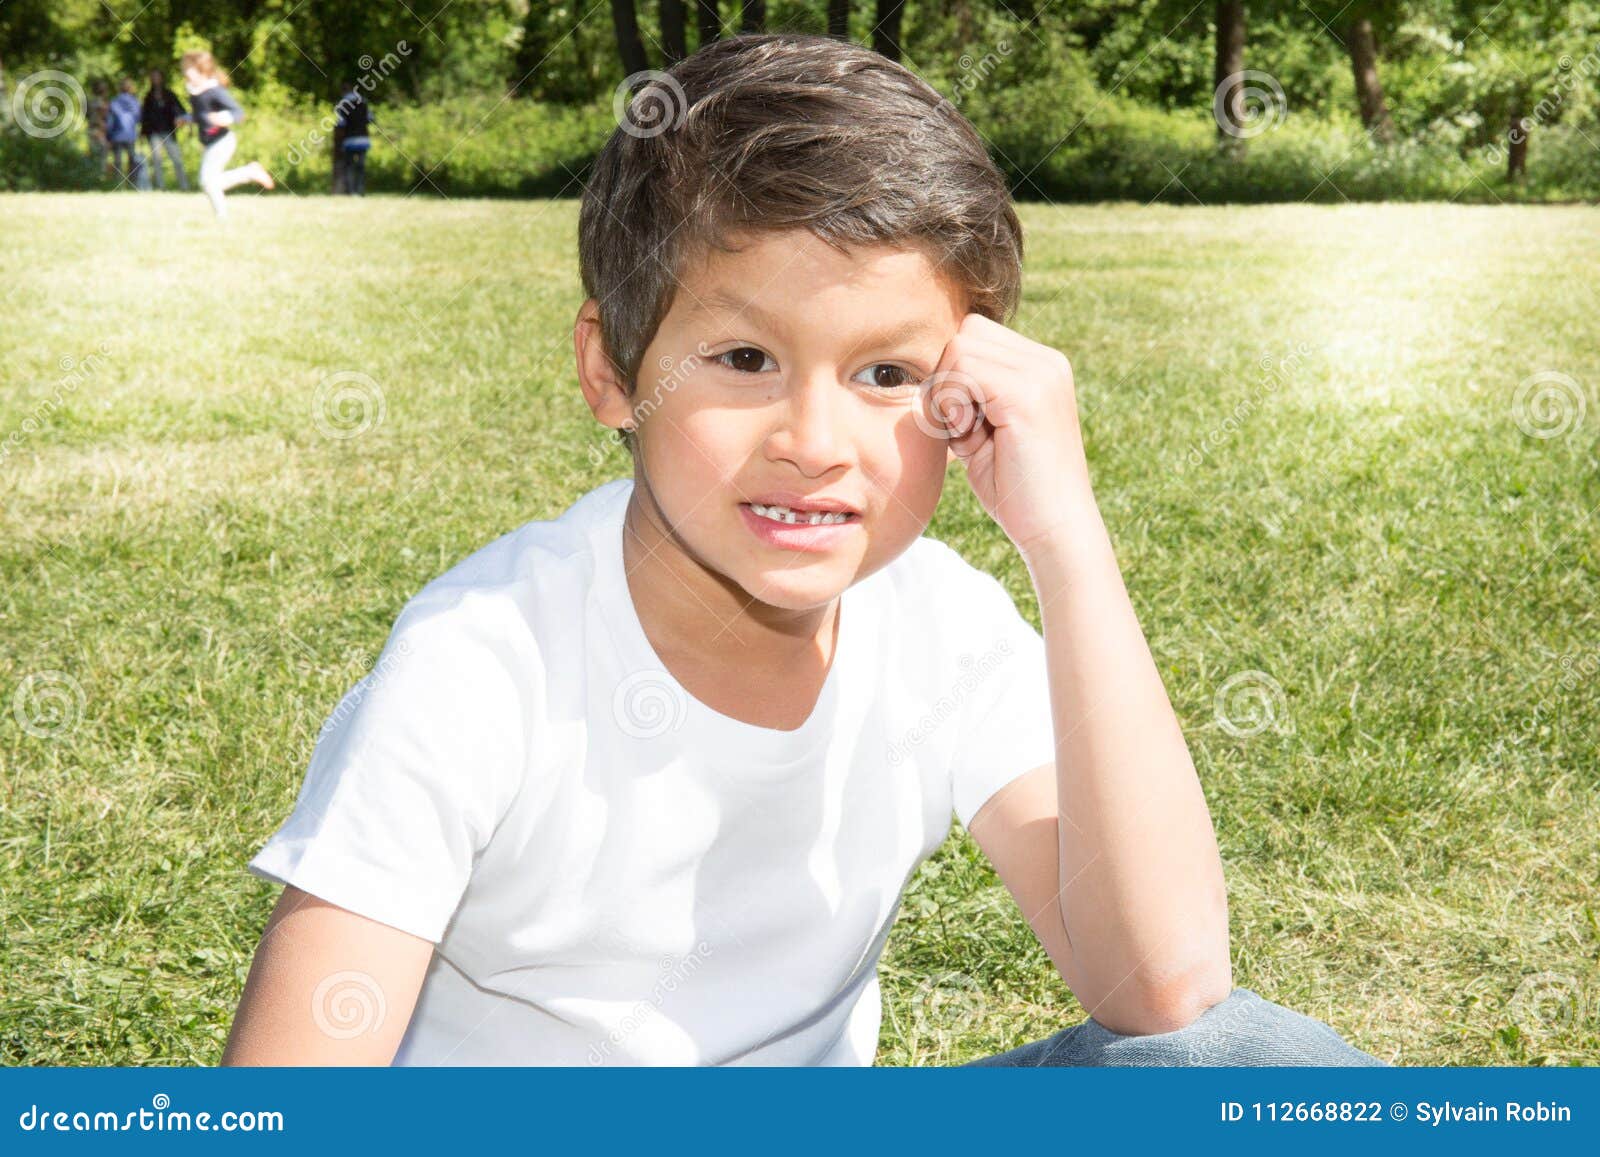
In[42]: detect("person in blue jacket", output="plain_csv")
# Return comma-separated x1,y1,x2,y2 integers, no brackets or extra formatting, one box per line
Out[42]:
106,78,142,184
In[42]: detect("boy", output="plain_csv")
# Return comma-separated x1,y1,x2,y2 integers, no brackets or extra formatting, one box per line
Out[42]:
226,34,1385,1066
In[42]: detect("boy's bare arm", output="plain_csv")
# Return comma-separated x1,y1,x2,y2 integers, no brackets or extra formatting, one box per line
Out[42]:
221,885,434,1066
937,314,1232,1037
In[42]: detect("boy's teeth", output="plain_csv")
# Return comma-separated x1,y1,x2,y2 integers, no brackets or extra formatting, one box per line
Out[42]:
749,502,852,526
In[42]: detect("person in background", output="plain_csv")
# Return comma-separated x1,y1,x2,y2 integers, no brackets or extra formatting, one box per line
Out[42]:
141,68,191,191
333,79,372,196
179,50,274,219
105,78,143,184
86,80,111,175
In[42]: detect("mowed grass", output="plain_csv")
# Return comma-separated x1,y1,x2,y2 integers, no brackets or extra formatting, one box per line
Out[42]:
1,191,1597,1067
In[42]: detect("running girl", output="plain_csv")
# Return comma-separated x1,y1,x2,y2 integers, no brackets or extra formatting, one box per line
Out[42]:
179,50,274,219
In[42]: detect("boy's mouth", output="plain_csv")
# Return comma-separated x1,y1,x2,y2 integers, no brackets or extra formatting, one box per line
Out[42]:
739,493,862,526
738,499,862,551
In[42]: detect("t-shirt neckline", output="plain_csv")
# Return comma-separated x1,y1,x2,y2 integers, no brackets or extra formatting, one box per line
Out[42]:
592,479,857,770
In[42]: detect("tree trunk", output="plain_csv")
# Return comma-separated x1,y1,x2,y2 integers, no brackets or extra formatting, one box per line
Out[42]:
513,3,550,93
1344,16,1395,143
872,0,905,62
740,1,766,33
662,0,687,64
697,1,721,47
611,0,650,78
827,0,850,39
1508,105,1528,181
1213,0,1246,154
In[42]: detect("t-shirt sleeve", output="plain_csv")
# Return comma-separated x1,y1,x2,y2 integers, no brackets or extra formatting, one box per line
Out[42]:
945,566,1058,832
245,597,531,942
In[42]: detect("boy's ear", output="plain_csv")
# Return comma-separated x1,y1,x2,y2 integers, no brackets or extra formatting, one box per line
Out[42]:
573,298,635,433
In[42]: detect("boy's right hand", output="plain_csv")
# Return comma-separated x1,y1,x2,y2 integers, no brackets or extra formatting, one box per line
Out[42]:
221,885,433,1065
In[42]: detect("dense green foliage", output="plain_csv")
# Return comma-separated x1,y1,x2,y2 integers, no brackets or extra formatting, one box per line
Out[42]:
3,1,1598,200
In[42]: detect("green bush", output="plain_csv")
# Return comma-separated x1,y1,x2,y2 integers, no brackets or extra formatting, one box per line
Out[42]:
4,82,1593,203
0,125,102,192
244,95,615,198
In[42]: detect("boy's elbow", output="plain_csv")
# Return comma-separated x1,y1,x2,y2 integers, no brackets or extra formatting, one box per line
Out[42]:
1086,955,1235,1037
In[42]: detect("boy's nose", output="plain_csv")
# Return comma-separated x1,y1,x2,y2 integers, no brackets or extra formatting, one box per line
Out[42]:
767,373,850,473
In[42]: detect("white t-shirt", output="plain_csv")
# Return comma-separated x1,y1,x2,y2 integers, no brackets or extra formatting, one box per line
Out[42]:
246,476,1056,1065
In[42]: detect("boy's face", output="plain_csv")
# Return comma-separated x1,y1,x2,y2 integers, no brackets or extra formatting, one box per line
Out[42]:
580,227,965,615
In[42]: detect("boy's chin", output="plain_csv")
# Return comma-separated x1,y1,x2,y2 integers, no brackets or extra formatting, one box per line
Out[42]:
733,565,853,615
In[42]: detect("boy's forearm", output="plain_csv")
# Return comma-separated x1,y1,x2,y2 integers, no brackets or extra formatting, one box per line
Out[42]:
1020,504,1233,1033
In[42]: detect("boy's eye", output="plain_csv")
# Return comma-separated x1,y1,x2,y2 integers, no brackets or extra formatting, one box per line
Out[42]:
716,347,776,374
851,363,923,394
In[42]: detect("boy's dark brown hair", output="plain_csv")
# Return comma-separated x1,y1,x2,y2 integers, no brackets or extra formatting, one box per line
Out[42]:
577,32,1024,455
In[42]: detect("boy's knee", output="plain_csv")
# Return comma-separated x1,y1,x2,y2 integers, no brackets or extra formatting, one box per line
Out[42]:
1177,988,1389,1066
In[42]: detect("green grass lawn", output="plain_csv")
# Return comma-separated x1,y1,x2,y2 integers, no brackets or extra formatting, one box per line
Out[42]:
1,192,1597,1066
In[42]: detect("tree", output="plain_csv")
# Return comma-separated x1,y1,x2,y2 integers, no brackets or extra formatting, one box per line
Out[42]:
1213,1,1247,152
1296,0,1400,142
697,1,722,48
662,0,688,64
828,0,851,39
740,2,766,33
611,0,649,77
1341,13,1395,142
872,0,906,62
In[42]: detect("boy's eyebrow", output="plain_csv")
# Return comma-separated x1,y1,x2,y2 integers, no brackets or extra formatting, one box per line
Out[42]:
692,289,946,351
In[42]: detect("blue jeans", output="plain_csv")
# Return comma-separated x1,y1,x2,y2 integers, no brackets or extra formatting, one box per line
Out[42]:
961,987,1389,1066
341,145,367,195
